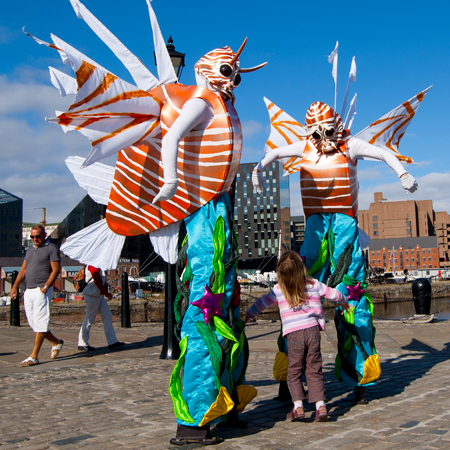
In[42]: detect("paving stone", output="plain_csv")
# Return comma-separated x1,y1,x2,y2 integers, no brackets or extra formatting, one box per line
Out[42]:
3,321,450,448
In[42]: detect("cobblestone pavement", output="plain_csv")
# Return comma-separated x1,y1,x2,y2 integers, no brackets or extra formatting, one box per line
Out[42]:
1,318,450,449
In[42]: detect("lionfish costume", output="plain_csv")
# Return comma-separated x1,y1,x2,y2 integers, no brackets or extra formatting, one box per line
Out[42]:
253,42,430,395
27,0,266,441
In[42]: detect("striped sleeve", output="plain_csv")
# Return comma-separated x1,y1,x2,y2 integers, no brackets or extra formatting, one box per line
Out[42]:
316,280,348,306
245,287,279,319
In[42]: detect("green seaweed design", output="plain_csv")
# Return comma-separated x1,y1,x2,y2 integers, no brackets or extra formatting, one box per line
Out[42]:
168,336,195,423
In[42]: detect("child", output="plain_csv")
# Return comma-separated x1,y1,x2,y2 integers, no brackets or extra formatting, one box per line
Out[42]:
245,251,349,422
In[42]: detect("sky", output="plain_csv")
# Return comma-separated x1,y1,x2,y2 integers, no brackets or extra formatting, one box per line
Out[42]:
1,0,449,224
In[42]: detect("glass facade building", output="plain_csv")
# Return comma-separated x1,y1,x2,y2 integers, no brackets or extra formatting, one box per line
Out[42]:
234,161,290,268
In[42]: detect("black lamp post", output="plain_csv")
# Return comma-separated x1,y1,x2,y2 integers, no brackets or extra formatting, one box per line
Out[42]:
158,37,185,360
154,36,186,81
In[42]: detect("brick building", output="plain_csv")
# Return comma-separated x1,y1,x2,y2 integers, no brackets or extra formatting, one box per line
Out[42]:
360,192,449,270
368,236,439,273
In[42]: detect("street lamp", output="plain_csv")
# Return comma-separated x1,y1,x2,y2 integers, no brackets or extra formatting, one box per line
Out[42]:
158,37,185,360
154,36,186,80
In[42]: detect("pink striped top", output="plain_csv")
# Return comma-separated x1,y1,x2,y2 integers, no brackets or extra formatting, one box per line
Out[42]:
246,279,347,335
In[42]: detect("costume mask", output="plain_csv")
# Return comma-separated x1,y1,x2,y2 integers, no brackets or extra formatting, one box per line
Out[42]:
194,38,266,103
305,102,344,153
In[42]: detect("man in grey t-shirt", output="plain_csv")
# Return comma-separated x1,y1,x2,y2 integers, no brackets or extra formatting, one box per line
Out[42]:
11,225,64,366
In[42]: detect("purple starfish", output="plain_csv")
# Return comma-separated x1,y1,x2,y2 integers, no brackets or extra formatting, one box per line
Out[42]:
191,285,224,324
346,282,366,301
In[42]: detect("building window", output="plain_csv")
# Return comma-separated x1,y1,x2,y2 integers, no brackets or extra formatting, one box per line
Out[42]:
236,173,240,182
373,216,378,221
373,223,378,229
374,231,378,236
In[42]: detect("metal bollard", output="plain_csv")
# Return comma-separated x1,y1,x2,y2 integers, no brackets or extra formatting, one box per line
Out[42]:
10,271,20,327
160,262,180,360
412,278,432,315
121,271,131,328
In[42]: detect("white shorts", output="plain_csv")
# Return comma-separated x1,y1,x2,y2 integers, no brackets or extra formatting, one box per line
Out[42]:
24,287,53,332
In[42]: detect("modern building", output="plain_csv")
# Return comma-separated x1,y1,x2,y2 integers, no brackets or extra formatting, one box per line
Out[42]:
0,189,23,257
360,192,450,270
291,215,305,253
234,161,290,271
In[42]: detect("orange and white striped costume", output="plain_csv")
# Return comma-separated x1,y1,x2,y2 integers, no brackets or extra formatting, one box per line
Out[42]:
106,84,242,236
300,136,357,219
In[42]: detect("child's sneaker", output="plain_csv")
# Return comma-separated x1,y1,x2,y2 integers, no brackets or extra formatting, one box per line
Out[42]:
286,407,305,421
314,405,328,422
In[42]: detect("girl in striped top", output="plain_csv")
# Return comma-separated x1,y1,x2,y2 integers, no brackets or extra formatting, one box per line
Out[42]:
245,251,349,422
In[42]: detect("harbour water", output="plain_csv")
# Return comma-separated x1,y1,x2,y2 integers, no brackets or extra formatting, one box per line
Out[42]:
371,296,450,320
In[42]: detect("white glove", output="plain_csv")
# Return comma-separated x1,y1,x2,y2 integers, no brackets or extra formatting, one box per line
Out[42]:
400,173,418,194
152,179,179,203
252,164,265,194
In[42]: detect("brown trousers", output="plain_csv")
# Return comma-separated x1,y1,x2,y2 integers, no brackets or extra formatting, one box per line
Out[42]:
286,326,326,403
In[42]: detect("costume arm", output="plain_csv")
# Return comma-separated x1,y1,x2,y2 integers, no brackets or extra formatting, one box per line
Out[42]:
252,141,306,194
348,137,418,193
152,97,214,203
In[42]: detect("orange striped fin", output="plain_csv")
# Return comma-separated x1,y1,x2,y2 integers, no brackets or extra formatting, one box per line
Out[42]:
355,87,431,163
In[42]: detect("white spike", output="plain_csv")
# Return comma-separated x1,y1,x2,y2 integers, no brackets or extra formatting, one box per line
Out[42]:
344,93,357,130
51,34,111,73
146,0,178,85
49,67,77,96
340,56,356,118
69,0,159,91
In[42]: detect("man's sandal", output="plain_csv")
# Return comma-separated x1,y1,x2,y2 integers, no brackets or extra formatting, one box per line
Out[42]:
20,357,39,367
51,340,64,359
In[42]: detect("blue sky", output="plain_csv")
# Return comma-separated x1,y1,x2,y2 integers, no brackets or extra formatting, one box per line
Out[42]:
1,0,449,223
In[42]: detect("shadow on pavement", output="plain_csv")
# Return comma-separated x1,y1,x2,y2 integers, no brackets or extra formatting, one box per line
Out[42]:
371,339,450,401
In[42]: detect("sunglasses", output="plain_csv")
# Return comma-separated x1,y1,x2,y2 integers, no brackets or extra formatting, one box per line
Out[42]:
31,234,44,240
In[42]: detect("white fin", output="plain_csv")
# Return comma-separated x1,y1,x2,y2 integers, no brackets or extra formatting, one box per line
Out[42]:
61,219,125,270
51,34,111,74
49,67,77,96
69,0,159,91
149,220,181,264
358,227,371,249
146,0,178,85
65,156,114,205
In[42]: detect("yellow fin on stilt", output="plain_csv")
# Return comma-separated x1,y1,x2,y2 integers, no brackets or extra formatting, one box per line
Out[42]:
273,351,288,381
198,386,234,427
360,354,381,385
236,385,257,413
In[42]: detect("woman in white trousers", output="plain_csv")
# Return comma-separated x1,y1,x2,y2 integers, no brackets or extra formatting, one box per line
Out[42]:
78,266,124,351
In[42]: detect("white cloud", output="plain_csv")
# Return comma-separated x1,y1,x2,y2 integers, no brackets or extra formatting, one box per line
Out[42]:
0,73,92,223
359,172,450,213
242,120,263,139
